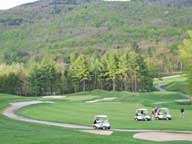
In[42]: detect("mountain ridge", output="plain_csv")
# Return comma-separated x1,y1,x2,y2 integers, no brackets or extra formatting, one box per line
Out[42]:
0,1,192,74
2,0,192,11
133,0,192,7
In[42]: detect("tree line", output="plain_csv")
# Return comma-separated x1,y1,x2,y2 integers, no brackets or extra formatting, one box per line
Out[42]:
179,30,192,104
0,49,155,96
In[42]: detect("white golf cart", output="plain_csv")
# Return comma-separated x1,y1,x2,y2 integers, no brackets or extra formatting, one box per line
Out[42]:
155,108,172,120
93,115,111,130
135,108,151,121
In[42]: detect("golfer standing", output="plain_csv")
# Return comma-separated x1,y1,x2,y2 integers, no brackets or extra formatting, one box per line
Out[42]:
180,108,185,119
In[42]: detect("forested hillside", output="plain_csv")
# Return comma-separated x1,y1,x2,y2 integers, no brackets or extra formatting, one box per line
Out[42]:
0,1,192,70
0,0,191,95
134,0,192,7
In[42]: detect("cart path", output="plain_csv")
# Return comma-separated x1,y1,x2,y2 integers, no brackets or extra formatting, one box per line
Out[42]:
154,83,167,92
154,74,189,105
2,101,192,134
2,101,91,129
154,74,185,92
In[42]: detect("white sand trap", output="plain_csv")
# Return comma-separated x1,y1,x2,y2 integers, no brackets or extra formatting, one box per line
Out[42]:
134,132,192,142
80,130,113,136
86,97,117,103
42,96,66,99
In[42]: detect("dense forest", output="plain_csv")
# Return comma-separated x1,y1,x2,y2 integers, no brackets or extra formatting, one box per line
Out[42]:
179,30,192,100
0,0,192,96
0,47,154,96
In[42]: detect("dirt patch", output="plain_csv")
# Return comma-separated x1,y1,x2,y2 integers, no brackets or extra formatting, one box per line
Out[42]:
86,97,117,103
42,96,66,99
80,130,113,136
134,132,192,142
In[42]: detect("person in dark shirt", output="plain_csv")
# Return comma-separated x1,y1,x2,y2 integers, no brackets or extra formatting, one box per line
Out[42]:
180,108,185,119
94,119,97,124
141,110,144,115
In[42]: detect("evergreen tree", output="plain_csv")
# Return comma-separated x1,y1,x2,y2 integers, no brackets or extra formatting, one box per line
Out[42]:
179,30,192,104
28,59,61,96
104,51,119,91
69,54,90,91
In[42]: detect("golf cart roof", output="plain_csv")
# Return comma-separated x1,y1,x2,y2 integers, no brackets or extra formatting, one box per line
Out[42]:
136,108,148,111
95,115,108,118
159,108,169,110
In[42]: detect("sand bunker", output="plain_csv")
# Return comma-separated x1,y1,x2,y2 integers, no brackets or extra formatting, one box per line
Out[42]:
86,97,117,103
42,96,66,99
134,132,192,142
80,130,113,136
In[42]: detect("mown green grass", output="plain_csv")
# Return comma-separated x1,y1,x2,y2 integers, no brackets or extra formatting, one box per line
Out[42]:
2,93,192,144
153,75,189,94
18,91,192,130
163,80,189,94
153,75,187,84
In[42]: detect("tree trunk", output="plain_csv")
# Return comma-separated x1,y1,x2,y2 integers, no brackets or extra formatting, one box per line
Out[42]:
94,71,97,89
83,80,86,92
50,84,53,95
124,75,128,91
112,78,116,91
131,76,134,92
190,96,192,105
134,71,137,92
100,80,104,90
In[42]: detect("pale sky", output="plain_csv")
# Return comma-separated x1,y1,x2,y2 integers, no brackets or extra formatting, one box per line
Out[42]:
0,0,38,10
0,0,130,10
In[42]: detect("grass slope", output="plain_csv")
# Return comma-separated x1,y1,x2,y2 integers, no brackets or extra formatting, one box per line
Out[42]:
18,91,192,130
154,75,189,94
2,93,192,144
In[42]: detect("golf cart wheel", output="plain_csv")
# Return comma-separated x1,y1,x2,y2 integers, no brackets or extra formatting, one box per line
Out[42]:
145,118,150,121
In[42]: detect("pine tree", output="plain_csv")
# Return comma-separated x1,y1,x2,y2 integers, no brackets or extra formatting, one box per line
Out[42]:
105,51,119,91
